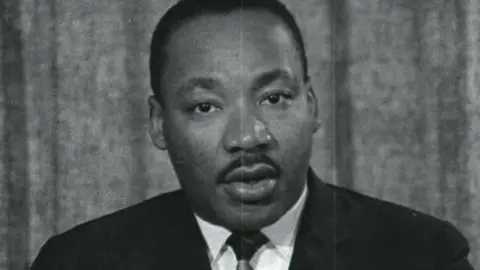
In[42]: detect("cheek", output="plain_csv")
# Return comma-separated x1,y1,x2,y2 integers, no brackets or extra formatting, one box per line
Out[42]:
281,124,313,155
269,112,314,160
269,102,313,144
166,123,223,177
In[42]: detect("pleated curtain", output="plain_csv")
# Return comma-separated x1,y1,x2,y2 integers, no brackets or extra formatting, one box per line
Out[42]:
0,0,479,269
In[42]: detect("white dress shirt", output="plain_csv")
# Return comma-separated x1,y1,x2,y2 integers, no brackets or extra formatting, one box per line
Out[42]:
194,185,308,270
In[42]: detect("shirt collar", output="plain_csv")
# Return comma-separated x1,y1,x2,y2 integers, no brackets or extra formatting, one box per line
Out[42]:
195,212,232,261
194,183,308,261
261,184,307,259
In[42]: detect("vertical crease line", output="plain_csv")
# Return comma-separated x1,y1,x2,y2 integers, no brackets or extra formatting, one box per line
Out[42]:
452,0,469,225
239,0,244,229
50,0,61,235
1,0,30,268
329,0,339,269
122,1,148,204
411,0,434,214
332,0,353,190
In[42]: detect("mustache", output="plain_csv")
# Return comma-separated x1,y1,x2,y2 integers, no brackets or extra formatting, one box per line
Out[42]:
217,153,282,183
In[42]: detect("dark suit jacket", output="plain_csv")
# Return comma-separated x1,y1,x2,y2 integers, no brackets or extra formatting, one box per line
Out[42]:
31,169,474,270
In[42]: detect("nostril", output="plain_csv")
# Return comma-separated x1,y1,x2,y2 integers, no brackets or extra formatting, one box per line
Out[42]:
226,139,271,154
223,116,274,153
228,145,242,154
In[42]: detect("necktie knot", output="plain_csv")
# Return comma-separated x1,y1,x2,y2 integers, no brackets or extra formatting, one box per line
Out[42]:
226,231,268,261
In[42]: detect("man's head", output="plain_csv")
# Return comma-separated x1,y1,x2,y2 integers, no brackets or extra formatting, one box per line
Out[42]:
148,0,320,231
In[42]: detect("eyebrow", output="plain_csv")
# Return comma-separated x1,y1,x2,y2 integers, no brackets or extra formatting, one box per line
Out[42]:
250,68,298,91
176,77,222,99
175,68,298,98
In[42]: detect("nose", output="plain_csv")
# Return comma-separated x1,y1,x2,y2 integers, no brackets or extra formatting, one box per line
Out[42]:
222,110,275,154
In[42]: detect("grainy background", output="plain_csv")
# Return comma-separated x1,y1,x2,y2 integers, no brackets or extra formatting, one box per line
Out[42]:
1,0,479,269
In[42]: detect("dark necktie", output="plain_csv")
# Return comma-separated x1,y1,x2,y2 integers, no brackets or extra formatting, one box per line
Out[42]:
226,231,269,270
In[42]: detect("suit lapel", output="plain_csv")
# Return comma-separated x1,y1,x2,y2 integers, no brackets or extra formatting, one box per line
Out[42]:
289,168,351,270
166,205,212,270
141,191,212,270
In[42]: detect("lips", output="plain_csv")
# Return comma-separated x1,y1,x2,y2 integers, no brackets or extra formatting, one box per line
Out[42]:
224,163,279,184
221,163,280,203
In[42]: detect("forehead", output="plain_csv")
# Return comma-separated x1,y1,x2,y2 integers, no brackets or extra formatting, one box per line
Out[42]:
168,8,295,45
162,9,301,86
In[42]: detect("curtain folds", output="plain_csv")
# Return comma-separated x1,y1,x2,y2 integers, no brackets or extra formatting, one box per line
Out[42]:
0,0,478,268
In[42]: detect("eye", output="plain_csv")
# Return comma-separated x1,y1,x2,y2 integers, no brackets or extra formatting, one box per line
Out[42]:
260,92,293,106
190,102,220,114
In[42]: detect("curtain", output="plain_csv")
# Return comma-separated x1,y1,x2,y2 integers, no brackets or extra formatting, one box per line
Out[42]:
0,0,478,269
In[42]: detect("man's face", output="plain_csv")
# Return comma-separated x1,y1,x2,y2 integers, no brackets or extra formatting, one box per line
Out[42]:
149,9,319,231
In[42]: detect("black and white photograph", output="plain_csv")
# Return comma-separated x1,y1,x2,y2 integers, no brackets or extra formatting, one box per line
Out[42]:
0,0,479,269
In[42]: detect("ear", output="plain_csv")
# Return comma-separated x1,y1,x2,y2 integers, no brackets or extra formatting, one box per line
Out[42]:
148,95,167,150
305,79,321,133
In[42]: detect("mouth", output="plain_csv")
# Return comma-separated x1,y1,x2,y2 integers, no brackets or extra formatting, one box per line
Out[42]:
224,163,278,183
221,163,279,203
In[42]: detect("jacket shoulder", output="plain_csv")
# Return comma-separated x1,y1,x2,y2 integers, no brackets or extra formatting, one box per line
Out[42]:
329,185,471,268
331,185,442,225
31,190,187,269
58,189,185,239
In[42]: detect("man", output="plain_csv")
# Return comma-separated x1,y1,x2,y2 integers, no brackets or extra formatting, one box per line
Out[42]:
31,0,474,269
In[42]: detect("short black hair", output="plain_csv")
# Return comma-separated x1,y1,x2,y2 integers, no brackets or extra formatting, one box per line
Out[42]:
149,0,309,103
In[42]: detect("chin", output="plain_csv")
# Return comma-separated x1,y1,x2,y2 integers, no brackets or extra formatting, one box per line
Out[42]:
219,204,283,231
